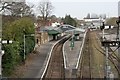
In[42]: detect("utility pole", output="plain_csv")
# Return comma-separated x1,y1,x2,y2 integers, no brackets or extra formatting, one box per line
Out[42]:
100,21,105,41
0,11,2,80
101,41,120,79
100,16,104,40
116,16,120,78
102,22,105,41
105,46,109,79
101,22,111,79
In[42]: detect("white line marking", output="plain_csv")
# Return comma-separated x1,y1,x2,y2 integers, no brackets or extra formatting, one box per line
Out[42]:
40,36,69,79
62,35,70,69
76,30,87,69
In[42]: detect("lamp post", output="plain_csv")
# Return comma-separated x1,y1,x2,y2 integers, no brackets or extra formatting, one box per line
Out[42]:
23,34,34,63
0,38,12,80
70,30,75,50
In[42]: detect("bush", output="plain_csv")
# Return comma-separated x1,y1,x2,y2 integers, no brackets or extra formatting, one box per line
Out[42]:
2,17,35,76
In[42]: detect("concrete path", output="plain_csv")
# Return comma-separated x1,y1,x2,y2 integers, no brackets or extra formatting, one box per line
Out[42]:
22,41,56,78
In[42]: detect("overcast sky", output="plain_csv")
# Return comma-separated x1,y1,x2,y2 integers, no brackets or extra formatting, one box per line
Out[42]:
26,0,120,19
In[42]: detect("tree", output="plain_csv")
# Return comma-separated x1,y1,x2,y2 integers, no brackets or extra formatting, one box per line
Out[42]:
2,17,35,76
0,1,34,16
106,17,118,27
0,1,14,13
10,2,34,16
63,15,77,27
37,0,53,26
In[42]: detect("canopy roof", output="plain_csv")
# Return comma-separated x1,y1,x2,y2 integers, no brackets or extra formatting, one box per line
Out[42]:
37,25,85,35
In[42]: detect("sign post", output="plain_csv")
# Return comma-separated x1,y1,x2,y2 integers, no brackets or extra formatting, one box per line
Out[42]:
0,38,13,80
23,34,35,63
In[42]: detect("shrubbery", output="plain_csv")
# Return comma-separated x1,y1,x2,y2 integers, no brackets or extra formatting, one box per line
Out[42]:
63,15,77,27
2,17,35,76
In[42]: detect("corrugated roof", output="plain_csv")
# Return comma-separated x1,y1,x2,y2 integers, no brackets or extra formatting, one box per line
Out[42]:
37,25,84,35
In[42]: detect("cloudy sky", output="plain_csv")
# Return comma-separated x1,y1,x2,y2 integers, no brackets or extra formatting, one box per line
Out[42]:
26,0,120,19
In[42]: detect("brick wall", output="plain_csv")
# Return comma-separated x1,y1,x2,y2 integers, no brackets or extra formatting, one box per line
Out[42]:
35,32,49,46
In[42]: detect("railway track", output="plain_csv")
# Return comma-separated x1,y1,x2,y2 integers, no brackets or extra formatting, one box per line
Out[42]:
78,30,120,79
42,36,70,80
95,31,120,76
78,30,92,79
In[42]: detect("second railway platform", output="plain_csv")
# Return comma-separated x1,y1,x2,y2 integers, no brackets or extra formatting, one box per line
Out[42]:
63,31,86,78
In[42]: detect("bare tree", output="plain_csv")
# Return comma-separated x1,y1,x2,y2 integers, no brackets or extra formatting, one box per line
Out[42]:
0,1,34,16
37,0,53,26
0,1,14,13
10,2,34,16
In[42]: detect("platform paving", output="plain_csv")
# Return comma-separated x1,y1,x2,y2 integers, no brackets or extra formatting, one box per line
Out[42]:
64,33,85,69
22,41,56,78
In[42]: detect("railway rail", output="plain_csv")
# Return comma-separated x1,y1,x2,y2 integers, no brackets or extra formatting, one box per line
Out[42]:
78,30,120,79
78,30,92,79
95,31,120,76
42,36,70,80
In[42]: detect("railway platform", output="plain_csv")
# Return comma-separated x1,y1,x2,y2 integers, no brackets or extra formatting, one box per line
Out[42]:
63,32,85,69
21,41,56,78
63,32,86,78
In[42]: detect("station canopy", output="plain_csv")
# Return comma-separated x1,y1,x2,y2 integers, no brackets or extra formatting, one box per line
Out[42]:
44,26,62,35
65,28,85,34
38,25,85,35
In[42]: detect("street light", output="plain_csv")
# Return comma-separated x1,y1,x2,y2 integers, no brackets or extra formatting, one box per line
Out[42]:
23,34,35,63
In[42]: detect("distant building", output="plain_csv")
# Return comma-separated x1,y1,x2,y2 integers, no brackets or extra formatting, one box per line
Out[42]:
83,13,106,28
83,18,105,28
52,22,60,27
85,13,99,19
91,13,99,19
118,1,120,16
99,14,106,19
86,13,90,19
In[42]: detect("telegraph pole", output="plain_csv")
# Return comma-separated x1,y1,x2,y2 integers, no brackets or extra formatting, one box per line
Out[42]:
105,46,109,79
116,16,120,78
0,10,2,80
101,19,120,79
100,16,105,40
102,22,105,41
101,22,111,79
101,41,119,79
